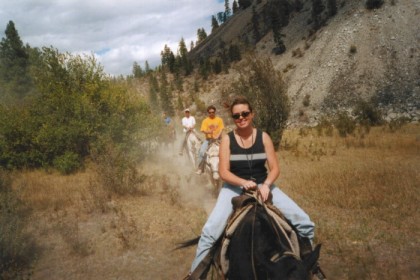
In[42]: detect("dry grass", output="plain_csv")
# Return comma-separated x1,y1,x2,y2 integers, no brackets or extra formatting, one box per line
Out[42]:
3,124,419,279
279,123,420,279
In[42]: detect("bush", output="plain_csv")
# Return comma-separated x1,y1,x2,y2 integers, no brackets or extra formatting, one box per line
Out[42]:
388,117,410,132
0,47,159,171
303,94,311,107
334,112,356,137
92,142,146,196
365,0,384,9
354,100,383,127
53,152,82,174
316,116,334,137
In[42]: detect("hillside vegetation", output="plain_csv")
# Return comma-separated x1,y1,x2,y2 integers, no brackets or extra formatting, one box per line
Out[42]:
185,0,419,125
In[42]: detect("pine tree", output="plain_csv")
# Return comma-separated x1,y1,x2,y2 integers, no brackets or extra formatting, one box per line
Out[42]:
232,0,239,14
251,6,261,43
178,38,192,75
217,12,226,24
211,16,219,32
327,0,337,17
225,0,231,20
199,58,210,80
238,0,252,9
267,0,290,54
132,61,143,78
228,44,241,62
148,74,159,109
294,0,303,11
161,44,176,72
159,70,173,116
197,28,207,44
212,59,222,74
312,0,325,29
0,20,32,101
145,60,151,74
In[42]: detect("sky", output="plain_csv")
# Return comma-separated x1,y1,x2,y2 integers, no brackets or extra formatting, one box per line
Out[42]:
0,0,225,76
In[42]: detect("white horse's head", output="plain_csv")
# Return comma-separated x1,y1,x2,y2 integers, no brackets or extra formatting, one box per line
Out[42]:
186,131,201,166
206,142,220,181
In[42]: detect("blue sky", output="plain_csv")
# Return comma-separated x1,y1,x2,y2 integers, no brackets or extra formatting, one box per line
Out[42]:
0,0,225,76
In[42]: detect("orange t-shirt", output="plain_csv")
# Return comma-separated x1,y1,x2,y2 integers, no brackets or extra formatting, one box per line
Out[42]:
200,116,224,139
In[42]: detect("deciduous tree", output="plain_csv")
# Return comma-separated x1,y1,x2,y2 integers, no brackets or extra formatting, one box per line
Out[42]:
228,56,290,149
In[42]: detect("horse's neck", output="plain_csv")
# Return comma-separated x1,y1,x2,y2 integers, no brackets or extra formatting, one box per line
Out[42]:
189,132,200,143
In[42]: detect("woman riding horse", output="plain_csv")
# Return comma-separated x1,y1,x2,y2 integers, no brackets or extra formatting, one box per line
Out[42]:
186,96,325,279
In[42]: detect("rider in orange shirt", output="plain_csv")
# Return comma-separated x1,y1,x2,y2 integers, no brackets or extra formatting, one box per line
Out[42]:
196,105,224,174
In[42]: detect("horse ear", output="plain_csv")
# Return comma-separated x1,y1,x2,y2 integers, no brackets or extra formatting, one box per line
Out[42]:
303,244,321,271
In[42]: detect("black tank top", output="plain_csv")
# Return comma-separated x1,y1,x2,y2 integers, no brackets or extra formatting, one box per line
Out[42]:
228,129,267,184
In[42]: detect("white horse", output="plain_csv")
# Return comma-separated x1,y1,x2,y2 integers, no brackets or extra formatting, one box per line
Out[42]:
184,131,202,167
205,141,221,196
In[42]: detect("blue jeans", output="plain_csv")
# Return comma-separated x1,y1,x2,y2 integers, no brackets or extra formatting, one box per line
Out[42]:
198,140,209,163
197,139,210,169
190,183,315,272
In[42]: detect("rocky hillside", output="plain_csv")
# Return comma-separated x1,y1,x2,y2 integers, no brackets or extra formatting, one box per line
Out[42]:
187,0,419,126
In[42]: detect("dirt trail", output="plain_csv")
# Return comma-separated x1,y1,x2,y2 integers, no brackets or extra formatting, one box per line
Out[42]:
27,137,219,280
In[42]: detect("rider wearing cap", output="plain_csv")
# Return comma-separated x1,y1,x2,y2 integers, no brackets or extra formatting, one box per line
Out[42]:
179,108,197,156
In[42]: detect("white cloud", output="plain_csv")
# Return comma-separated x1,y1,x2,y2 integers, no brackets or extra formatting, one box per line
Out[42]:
0,0,224,75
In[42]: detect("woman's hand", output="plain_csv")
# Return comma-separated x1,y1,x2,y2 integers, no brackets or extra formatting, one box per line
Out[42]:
258,184,271,202
241,180,257,191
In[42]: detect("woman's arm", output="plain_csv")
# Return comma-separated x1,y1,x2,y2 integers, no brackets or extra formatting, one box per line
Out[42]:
219,134,257,190
259,131,280,201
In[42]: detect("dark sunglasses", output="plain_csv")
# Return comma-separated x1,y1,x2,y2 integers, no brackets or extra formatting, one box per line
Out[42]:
232,111,251,120
208,111,215,114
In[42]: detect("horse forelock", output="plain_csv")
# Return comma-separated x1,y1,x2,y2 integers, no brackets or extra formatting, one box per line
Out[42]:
207,143,219,157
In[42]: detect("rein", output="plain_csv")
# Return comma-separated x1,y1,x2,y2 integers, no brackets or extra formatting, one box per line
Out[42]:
250,203,259,280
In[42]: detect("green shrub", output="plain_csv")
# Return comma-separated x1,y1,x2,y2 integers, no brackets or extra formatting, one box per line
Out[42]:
303,94,311,107
388,117,410,132
335,112,356,137
365,0,384,9
316,116,334,137
53,152,82,174
0,47,159,171
354,100,383,127
92,142,146,196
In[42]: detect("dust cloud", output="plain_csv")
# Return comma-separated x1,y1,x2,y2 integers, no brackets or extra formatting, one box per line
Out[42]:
144,136,217,215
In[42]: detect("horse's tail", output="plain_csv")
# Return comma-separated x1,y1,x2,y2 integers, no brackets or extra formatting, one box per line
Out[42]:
175,236,200,250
